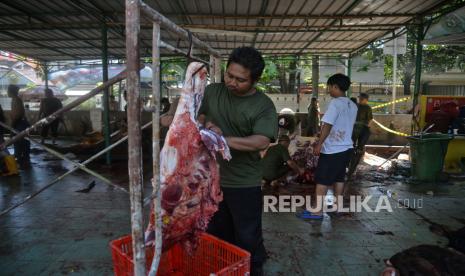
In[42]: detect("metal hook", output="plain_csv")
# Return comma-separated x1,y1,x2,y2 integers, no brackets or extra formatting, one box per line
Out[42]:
192,64,207,78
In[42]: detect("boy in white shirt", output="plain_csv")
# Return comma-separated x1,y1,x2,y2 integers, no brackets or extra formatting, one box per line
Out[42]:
301,74,357,219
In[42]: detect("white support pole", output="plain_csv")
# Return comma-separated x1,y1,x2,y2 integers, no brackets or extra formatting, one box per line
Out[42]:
148,21,162,276
392,37,398,115
214,57,221,83
209,55,216,83
125,0,146,275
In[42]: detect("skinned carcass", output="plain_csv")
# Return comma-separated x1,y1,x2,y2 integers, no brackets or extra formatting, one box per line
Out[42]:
145,62,230,253
289,136,319,184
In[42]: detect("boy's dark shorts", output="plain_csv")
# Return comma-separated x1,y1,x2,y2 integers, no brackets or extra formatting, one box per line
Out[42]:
315,149,353,185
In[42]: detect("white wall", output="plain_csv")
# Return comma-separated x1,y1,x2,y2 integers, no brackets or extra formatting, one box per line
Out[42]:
319,56,384,84
266,93,412,114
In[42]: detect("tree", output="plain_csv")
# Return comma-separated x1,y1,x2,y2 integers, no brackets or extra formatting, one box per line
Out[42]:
362,26,465,95
274,56,298,94
256,59,278,93
261,55,312,94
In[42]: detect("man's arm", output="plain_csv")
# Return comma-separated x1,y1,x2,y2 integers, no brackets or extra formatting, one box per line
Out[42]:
313,123,332,156
225,135,270,152
367,107,373,125
198,116,268,151
10,98,24,125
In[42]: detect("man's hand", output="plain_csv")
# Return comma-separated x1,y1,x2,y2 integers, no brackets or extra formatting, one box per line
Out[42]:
313,143,322,156
205,121,223,136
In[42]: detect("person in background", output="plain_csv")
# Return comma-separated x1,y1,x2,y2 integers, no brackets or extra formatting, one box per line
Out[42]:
306,97,320,136
352,93,373,151
38,88,63,144
0,103,17,175
277,111,297,136
301,74,357,219
199,47,278,276
160,97,171,114
262,135,304,187
109,94,118,111
350,97,357,105
8,84,31,168
123,90,128,112
452,105,465,134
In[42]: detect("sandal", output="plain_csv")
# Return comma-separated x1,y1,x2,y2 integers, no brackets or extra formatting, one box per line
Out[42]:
297,210,323,220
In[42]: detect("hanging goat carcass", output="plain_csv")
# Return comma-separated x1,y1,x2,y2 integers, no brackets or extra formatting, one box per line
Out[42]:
145,62,230,253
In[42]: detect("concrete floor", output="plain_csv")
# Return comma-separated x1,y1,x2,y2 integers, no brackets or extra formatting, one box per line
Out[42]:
1,144,464,275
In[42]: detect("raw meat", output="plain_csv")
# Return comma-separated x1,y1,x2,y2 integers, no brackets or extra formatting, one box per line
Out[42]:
145,62,230,253
288,136,319,184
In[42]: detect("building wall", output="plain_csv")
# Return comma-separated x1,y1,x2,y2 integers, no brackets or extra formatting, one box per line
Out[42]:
267,93,412,114
318,56,385,84
3,109,411,146
296,113,411,145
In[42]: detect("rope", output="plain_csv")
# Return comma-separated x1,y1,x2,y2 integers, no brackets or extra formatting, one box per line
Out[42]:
371,97,411,110
372,119,409,137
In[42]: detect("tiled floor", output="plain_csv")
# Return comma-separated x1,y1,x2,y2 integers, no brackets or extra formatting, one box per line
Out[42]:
1,144,464,275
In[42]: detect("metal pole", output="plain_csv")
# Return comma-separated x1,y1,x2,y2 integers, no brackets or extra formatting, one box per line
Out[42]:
392,37,398,115
209,55,215,83
102,23,112,165
160,41,209,64
148,22,162,276
139,1,221,57
0,121,153,217
413,21,424,115
44,62,49,89
297,70,301,112
125,0,146,274
312,55,319,98
347,56,352,97
214,57,221,83
118,81,123,110
1,69,128,149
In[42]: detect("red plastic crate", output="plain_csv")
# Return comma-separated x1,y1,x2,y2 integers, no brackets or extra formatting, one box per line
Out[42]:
110,232,250,276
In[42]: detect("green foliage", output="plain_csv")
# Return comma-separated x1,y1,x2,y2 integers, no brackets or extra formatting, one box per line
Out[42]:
257,59,278,92
26,83,36,89
7,72,19,84
361,25,465,96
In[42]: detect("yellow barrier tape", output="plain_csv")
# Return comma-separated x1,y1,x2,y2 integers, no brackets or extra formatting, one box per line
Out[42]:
371,97,411,110
372,119,409,137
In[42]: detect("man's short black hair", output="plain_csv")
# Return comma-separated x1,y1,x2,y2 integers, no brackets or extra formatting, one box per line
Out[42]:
44,88,54,96
327,73,351,92
359,93,369,100
226,47,265,82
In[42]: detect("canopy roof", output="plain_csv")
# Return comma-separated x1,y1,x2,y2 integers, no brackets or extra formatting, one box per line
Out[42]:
0,0,457,61
423,5,465,45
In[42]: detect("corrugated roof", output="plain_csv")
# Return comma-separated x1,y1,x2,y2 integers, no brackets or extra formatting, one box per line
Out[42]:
0,0,456,61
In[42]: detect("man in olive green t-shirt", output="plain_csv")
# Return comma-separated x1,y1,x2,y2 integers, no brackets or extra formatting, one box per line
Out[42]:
352,92,373,150
199,47,277,276
262,135,304,185
348,93,373,179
